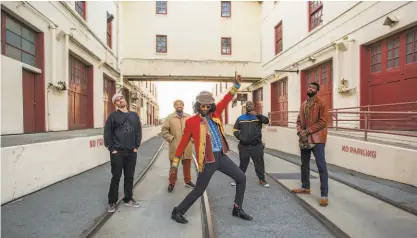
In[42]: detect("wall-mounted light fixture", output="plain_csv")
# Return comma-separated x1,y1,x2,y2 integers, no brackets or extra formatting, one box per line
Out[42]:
335,41,347,51
383,16,399,27
107,12,114,23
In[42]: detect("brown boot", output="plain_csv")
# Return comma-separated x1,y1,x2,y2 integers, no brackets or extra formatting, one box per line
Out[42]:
319,197,328,207
291,188,311,194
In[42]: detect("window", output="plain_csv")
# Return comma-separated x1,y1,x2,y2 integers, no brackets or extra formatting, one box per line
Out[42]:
274,22,283,55
308,1,323,31
370,44,381,73
156,1,167,14
387,37,399,69
107,12,113,49
75,1,86,20
406,27,417,64
369,26,417,74
221,37,231,55
221,1,231,17
156,35,167,53
1,13,37,67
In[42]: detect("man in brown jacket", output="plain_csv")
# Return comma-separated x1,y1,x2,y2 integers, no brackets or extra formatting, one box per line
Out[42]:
161,99,195,192
292,82,329,207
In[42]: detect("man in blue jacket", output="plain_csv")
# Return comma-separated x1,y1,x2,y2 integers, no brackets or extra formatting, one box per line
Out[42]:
232,101,270,188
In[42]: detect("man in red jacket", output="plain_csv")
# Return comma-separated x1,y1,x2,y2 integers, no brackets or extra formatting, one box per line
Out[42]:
170,74,253,224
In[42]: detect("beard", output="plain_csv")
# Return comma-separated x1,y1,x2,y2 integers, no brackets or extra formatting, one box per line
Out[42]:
246,106,253,112
307,91,317,97
176,108,183,113
199,110,209,117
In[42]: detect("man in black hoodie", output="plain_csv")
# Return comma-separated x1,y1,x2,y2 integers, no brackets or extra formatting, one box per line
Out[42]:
232,101,270,188
104,93,142,213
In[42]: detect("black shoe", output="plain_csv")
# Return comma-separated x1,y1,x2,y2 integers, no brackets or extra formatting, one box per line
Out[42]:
171,207,188,224
185,182,195,188
168,184,174,193
232,206,253,221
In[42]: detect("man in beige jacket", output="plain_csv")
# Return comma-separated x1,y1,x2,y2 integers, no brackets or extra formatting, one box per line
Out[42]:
161,99,195,192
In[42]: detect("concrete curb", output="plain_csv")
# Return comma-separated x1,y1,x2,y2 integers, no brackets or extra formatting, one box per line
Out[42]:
226,135,417,217
228,149,350,238
192,154,216,238
264,149,417,217
80,140,165,238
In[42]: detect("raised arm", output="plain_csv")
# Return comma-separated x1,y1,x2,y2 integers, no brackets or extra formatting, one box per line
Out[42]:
215,74,242,115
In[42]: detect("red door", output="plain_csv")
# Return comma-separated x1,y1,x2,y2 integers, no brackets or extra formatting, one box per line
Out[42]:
302,61,333,125
68,56,90,130
271,78,288,126
22,69,42,133
103,75,116,124
253,88,263,114
363,26,417,131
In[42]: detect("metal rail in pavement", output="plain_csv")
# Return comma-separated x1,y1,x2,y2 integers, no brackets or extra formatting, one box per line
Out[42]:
192,154,216,238
80,141,166,238
228,149,350,238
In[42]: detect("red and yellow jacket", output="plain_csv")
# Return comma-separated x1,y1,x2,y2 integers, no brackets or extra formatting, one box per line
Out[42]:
171,83,240,172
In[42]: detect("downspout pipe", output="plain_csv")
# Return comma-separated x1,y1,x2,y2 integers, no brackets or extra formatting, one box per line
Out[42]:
46,23,57,131
118,2,124,91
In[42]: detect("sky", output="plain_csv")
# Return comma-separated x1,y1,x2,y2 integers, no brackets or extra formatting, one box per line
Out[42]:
156,81,215,118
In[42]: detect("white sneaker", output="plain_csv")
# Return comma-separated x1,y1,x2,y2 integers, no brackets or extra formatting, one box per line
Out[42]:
230,182,236,186
260,179,270,188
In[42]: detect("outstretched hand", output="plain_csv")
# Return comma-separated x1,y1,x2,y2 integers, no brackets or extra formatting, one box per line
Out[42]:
234,72,242,84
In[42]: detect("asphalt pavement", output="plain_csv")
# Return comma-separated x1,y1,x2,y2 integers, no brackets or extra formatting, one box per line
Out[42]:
206,151,334,238
1,136,164,238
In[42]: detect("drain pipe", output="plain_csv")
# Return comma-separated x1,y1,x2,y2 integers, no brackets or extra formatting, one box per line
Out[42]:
46,23,57,131
64,31,70,87
117,1,124,92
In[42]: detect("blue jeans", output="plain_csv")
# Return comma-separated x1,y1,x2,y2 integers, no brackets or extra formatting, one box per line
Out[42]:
300,143,328,197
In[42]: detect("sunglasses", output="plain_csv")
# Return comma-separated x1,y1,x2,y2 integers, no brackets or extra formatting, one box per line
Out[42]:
200,104,212,109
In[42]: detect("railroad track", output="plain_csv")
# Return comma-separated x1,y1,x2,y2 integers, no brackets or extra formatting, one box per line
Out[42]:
80,141,215,238
80,141,165,238
228,148,350,238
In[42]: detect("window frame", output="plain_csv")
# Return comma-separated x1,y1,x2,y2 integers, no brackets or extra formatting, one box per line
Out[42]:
156,1,168,15
156,35,167,53
308,1,323,32
221,1,231,18
106,12,113,49
75,1,87,20
1,11,39,67
274,21,283,55
369,26,417,76
221,37,232,55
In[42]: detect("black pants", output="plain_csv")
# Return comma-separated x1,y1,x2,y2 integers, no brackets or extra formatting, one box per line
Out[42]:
108,149,137,204
176,152,246,214
238,143,265,180
300,144,328,197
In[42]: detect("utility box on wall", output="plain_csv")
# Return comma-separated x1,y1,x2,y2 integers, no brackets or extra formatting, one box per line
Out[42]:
237,93,248,101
